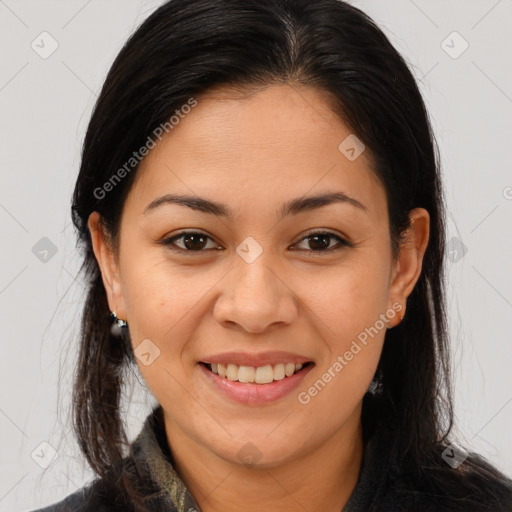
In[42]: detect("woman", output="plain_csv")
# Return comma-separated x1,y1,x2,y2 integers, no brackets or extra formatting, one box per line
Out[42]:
33,0,512,510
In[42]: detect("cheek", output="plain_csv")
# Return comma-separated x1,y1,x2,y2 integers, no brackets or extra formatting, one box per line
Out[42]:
120,251,230,355
296,271,389,426
298,254,391,395
120,258,209,406
304,256,392,337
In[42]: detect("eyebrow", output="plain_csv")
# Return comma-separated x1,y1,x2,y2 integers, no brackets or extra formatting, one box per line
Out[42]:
143,191,367,219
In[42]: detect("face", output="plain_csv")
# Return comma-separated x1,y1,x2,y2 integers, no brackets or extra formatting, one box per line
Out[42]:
89,84,428,469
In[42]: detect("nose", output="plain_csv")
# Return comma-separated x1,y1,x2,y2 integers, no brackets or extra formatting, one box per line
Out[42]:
213,252,298,334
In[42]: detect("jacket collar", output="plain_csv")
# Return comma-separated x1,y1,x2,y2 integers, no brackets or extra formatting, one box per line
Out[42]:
130,403,394,512
131,405,202,512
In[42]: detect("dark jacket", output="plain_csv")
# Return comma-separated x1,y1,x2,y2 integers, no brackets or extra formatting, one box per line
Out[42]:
31,405,512,512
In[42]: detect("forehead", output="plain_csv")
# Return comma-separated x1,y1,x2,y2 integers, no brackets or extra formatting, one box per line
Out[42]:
143,84,355,164
127,84,386,219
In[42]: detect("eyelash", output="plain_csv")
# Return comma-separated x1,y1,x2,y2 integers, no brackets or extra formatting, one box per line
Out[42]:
159,230,352,255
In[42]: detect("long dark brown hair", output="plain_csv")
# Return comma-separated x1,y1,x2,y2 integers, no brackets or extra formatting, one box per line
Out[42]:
69,0,511,510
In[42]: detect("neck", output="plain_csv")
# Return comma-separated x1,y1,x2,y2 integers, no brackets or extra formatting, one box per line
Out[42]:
164,411,364,512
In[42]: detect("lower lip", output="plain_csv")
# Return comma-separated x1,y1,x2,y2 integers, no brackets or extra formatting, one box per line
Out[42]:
198,363,314,405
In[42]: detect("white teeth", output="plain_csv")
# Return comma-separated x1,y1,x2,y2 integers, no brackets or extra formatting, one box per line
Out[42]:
273,363,285,380
285,363,295,377
238,365,255,383
255,365,274,384
226,364,238,381
207,361,306,383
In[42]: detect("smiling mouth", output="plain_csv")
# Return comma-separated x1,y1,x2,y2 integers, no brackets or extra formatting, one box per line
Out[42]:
200,361,314,384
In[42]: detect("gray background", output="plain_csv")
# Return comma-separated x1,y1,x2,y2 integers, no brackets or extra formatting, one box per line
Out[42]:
1,0,511,510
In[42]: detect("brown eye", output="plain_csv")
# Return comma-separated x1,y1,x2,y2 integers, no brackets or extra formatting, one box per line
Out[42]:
161,232,221,252
181,233,208,251
307,233,332,251
292,231,351,252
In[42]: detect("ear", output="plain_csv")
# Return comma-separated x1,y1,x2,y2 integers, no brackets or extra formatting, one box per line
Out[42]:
387,208,430,327
88,211,126,320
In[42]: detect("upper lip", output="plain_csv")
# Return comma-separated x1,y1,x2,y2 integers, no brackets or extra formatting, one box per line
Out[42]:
200,351,313,367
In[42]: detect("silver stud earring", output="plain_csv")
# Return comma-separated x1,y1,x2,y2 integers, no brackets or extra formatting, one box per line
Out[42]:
109,309,128,337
